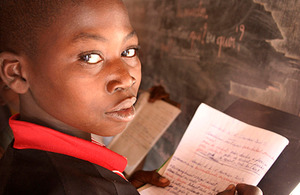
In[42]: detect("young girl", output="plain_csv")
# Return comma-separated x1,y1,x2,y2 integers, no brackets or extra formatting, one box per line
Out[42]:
0,0,261,194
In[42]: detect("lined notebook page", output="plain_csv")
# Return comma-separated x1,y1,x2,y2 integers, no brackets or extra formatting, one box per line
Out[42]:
140,103,289,195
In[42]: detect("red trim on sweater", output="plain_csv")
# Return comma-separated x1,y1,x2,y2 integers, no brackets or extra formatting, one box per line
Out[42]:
9,114,127,178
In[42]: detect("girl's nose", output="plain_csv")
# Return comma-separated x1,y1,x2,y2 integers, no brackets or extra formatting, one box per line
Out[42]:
105,60,137,94
106,75,136,94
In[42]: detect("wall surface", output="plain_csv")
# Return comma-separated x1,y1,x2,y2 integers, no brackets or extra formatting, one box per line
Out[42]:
123,0,300,170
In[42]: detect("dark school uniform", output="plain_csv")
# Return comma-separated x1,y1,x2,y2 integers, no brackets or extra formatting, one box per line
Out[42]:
0,114,139,195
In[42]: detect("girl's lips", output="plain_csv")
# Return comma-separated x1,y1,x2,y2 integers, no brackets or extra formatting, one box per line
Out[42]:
105,106,136,122
105,97,137,122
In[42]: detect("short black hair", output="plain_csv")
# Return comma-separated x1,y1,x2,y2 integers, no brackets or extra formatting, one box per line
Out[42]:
0,0,80,56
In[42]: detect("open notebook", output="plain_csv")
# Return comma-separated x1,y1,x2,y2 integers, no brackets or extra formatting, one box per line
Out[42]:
108,91,181,176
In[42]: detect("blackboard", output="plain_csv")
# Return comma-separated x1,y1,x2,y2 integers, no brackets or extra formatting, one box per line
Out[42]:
123,0,300,173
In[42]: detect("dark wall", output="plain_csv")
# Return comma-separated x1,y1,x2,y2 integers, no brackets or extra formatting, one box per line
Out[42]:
123,0,300,170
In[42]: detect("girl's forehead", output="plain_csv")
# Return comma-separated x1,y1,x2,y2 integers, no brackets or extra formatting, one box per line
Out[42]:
0,0,127,56
32,0,135,61
55,0,130,31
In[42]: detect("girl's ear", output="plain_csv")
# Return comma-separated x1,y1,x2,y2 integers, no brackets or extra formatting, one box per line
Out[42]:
0,52,29,94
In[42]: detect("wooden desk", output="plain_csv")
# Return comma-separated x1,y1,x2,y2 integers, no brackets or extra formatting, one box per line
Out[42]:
225,99,300,195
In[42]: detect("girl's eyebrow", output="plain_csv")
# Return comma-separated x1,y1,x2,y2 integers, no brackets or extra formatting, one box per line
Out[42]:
72,30,137,43
122,30,137,44
72,33,107,42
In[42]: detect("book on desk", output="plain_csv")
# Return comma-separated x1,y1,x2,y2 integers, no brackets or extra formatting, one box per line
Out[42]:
108,91,181,176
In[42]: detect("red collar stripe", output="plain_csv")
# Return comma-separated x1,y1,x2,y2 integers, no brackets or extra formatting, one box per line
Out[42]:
9,114,127,176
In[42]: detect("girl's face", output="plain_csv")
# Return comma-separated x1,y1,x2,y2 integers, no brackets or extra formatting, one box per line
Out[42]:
24,0,141,137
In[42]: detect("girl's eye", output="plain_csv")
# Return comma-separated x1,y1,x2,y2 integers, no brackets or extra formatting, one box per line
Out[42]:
121,48,138,57
80,53,102,64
